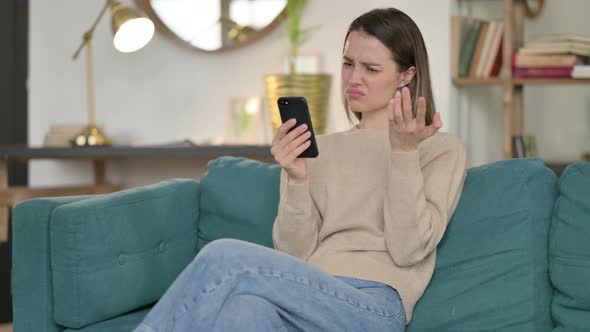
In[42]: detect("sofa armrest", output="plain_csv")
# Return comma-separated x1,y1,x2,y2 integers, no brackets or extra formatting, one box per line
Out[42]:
12,195,94,332
12,179,200,331
49,178,200,329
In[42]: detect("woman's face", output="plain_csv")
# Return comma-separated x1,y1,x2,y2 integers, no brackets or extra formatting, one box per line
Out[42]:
342,30,402,115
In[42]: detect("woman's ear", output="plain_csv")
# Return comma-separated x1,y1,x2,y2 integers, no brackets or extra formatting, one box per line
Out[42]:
399,66,416,87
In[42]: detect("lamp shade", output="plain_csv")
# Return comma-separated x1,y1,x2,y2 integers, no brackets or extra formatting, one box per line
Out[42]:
110,1,154,53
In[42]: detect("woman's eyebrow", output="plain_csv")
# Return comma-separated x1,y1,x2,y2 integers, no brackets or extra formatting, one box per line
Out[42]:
342,56,382,66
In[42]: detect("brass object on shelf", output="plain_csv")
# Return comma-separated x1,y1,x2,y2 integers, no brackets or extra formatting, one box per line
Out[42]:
71,126,113,147
264,74,331,136
71,0,154,147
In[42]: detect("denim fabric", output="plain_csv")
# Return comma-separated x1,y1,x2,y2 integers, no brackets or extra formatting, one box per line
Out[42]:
133,239,405,332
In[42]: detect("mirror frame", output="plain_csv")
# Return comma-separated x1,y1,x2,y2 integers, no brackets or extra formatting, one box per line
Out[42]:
134,0,288,52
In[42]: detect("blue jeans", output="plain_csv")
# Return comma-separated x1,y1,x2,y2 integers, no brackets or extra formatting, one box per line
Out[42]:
134,239,405,332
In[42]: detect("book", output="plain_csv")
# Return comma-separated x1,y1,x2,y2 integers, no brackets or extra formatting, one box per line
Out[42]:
475,20,497,78
489,41,503,77
512,135,526,158
458,20,484,77
519,41,590,56
468,22,489,77
513,53,582,67
529,34,590,45
511,135,538,158
482,21,504,78
44,125,86,147
513,66,573,78
518,47,590,56
572,65,590,78
519,34,590,57
451,16,475,78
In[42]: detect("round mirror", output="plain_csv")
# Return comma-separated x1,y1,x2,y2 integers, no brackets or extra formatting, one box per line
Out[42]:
134,0,288,52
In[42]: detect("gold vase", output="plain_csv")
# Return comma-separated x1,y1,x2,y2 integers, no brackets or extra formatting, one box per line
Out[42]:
264,74,331,135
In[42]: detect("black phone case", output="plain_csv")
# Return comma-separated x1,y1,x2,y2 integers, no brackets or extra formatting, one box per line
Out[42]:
277,96,319,158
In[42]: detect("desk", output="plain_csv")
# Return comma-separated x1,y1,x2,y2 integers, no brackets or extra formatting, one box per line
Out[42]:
0,145,272,243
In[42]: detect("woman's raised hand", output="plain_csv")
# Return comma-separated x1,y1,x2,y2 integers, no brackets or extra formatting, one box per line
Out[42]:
387,87,442,152
271,119,312,184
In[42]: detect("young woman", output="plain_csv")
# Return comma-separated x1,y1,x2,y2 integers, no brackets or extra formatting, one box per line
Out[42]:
134,7,466,332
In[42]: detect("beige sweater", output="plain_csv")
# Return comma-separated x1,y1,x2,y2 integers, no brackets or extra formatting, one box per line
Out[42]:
272,125,467,323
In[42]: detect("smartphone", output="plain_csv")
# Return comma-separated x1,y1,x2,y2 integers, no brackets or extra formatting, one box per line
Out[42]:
277,96,319,158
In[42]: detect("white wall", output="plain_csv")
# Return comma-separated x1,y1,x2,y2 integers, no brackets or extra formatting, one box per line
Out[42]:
29,0,453,187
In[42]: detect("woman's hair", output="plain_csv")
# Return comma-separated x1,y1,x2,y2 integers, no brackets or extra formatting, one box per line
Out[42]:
343,8,435,125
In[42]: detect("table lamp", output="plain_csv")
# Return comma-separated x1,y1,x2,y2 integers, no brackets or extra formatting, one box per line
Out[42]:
71,0,154,146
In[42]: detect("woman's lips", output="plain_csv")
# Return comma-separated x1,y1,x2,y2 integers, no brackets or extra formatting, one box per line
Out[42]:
346,89,365,99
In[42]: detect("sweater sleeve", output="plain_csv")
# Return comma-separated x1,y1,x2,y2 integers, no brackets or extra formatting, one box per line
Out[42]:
272,169,322,260
383,136,467,267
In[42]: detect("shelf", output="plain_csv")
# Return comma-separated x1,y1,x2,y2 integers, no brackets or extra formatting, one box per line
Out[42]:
0,145,273,160
453,78,504,86
453,77,590,86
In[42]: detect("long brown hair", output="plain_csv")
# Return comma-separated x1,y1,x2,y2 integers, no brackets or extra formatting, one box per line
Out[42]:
343,8,435,125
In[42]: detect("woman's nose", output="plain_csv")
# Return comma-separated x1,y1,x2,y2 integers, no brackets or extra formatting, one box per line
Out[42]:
347,67,363,85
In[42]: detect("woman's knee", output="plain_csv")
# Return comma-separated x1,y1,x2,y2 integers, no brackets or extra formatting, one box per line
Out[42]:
196,238,266,264
194,239,252,270
198,238,245,258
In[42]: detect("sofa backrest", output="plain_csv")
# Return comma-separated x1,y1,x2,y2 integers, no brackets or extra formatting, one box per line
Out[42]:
407,158,557,331
198,157,565,331
550,162,590,331
197,156,281,250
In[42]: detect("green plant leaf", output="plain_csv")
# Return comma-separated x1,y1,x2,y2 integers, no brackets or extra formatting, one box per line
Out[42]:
298,25,322,45
284,0,320,73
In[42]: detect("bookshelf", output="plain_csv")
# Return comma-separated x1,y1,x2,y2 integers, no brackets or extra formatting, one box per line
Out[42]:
453,0,590,159
454,77,590,86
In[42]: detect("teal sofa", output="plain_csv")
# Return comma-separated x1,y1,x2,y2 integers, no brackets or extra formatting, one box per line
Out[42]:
11,157,590,331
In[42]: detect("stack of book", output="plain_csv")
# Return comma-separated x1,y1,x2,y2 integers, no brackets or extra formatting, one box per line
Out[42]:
44,125,86,147
452,16,504,79
513,35,590,79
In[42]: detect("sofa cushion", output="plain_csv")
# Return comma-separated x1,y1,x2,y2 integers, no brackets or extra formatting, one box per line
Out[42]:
408,158,557,332
550,162,590,331
198,156,281,250
50,179,200,329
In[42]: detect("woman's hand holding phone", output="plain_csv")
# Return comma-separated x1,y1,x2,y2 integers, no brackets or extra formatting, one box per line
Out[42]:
271,118,312,184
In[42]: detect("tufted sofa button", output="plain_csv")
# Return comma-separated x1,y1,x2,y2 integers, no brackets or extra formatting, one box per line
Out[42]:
118,255,126,265
159,241,167,253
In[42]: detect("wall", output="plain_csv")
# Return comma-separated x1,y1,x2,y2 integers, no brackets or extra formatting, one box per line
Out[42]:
29,0,453,187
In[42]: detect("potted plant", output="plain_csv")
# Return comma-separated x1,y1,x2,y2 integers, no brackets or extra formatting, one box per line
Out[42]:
264,0,331,135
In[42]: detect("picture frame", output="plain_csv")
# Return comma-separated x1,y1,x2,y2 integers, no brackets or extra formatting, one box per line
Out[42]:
225,96,269,145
